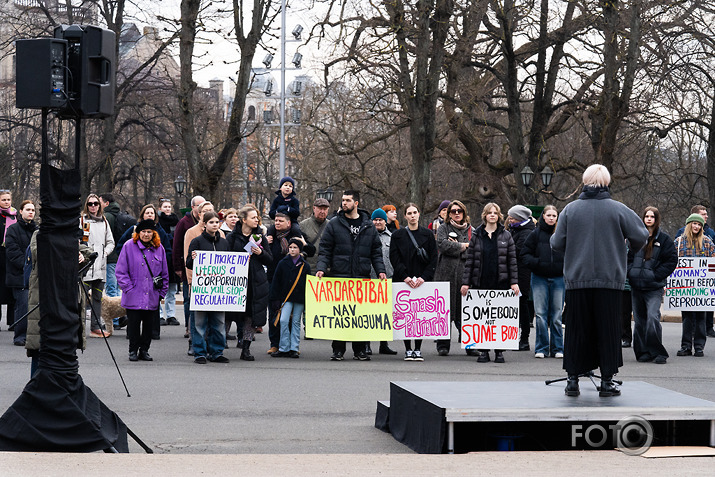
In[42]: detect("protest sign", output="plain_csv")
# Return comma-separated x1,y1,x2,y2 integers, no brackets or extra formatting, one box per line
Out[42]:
190,251,250,312
664,257,715,311
461,289,519,350
392,282,450,340
305,275,393,341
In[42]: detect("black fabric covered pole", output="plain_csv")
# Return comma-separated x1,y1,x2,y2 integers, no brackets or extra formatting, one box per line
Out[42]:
0,160,128,452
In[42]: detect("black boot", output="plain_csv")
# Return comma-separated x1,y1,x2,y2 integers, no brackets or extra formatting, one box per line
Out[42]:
565,375,580,396
240,340,255,361
599,376,621,397
379,342,397,355
476,351,490,363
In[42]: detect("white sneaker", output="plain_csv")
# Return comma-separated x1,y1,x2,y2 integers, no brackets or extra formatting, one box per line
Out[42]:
534,352,545,359
412,350,424,361
555,352,564,358
404,350,414,361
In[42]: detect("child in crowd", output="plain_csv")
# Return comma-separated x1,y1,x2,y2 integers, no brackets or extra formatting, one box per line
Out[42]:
269,238,311,358
269,176,300,221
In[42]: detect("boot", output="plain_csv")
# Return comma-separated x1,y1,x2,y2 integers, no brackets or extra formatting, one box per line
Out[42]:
565,375,580,396
599,376,621,397
240,340,255,361
476,351,490,363
494,350,505,363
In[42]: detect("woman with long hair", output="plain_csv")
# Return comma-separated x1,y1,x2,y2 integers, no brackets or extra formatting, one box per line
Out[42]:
80,193,115,337
382,205,400,233
116,219,169,361
627,207,677,364
390,203,438,361
522,205,565,359
435,200,474,356
0,189,17,331
460,203,519,363
675,213,715,358
226,204,272,361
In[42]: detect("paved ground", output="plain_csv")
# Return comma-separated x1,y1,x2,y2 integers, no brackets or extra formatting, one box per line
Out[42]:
0,310,713,473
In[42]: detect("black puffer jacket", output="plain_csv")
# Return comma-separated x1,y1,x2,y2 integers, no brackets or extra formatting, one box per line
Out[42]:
186,231,230,269
508,219,536,290
316,209,386,278
627,228,678,291
462,223,518,288
5,219,36,288
521,216,564,278
227,228,273,327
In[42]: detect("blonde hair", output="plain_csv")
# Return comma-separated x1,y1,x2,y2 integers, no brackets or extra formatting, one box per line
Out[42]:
684,222,705,252
481,202,503,224
582,164,611,187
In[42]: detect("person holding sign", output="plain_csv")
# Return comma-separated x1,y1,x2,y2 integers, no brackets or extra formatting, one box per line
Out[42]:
435,200,475,356
551,164,648,397
186,211,231,364
626,207,677,364
674,213,715,358
116,220,169,362
226,204,273,361
390,203,438,361
460,203,519,364
269,238,311,358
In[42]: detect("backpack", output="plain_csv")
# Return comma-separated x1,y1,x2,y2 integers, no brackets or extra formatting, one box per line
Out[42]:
113,211,136,241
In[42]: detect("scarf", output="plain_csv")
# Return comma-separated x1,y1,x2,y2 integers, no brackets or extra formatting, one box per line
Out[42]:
2,207,17,245
276,228,291,255
450,219,469,230
87,212,104,221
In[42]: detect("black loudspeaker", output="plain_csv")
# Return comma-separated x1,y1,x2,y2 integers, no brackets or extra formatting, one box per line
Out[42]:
54,24,116,119
15,39,68,109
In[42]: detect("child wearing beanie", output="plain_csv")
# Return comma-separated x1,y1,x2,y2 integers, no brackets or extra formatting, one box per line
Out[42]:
269,176,301,221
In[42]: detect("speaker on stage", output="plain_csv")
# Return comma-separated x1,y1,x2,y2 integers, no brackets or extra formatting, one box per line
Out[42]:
54,24,116,119
15,39,68,110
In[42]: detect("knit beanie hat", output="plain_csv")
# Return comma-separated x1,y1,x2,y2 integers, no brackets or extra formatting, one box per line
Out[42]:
371,208,388,221
508,205,532,222
438,200,451,213
279,176,296,188
686,213,705,226
288,237,304,252
136,219,156,233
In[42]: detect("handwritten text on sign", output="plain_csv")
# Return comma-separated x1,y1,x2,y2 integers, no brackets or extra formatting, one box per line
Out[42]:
461,289,519,350
392,282,450,340
664,257,715,311
190,251,250,312
305,276,393,341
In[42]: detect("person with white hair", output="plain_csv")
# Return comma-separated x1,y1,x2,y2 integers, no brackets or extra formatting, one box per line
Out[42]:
550,164,648,397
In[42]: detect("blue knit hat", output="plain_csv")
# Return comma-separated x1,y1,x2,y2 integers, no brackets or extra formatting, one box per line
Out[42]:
371,208,388,221
279,176,295,188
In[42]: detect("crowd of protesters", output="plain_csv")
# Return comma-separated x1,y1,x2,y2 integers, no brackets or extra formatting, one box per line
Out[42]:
1,165,713,396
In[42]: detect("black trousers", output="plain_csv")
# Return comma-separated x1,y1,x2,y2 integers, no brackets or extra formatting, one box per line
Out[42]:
332,340,366,355
681,311,707,352
621,289,633,342
127,308,155,353
519,294,534,342
563,288,623,377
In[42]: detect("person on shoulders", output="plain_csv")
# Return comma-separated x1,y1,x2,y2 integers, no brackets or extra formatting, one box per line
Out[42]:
269,176,300,222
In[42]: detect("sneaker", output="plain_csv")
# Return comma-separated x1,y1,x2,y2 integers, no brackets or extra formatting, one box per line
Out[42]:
211,355,230,363
404,350,414,361
676,348,692,356
353,351,371,361
166,317,180,326
654,355,667,364
412,350,424,361
518,341,530,351
194,356,207,364
330,351,344,361
554,352,564,359
534,352,545,359
138,350,153,361
159,318,168,326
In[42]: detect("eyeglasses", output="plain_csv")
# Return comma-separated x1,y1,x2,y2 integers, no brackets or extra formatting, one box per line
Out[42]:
450,209,463,215
87,202,100,207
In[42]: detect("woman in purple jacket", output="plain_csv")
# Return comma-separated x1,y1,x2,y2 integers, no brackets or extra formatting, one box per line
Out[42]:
116,220,169,362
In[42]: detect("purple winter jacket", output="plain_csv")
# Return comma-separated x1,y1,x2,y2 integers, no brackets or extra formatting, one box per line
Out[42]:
116,238,170,310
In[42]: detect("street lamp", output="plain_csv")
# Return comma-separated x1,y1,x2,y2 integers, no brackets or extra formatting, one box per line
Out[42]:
174,175,187,197
540,165,554,188
520,166,535,188
316,186,334,202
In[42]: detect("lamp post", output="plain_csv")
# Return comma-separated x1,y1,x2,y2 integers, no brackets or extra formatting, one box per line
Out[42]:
315,186,334,203
174,174,187,209
519,165,555,210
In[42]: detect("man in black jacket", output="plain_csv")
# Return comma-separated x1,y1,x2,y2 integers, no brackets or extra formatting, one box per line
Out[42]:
316,190,387,361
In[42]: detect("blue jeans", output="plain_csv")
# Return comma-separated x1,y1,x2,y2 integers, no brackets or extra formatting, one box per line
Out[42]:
531,274,564,356
105,263,119,325
160,282,178,319
192,310,226,360
279,302,304,352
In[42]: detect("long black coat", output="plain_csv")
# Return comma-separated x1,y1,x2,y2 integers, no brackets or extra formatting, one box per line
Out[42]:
5,219,36,288
627,228,678,291
227,228,273,327
316,209,385,278
389,226,438,282
462,223,518,289
521,216,564,278
508,219,535,291
269,254,311,304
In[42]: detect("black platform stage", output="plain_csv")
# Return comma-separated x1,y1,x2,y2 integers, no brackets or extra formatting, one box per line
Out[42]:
375,381,715,454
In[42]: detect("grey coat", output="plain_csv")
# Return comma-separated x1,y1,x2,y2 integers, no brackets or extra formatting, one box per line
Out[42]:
371,228,393,279
434,222,472,286
299,215,329,272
